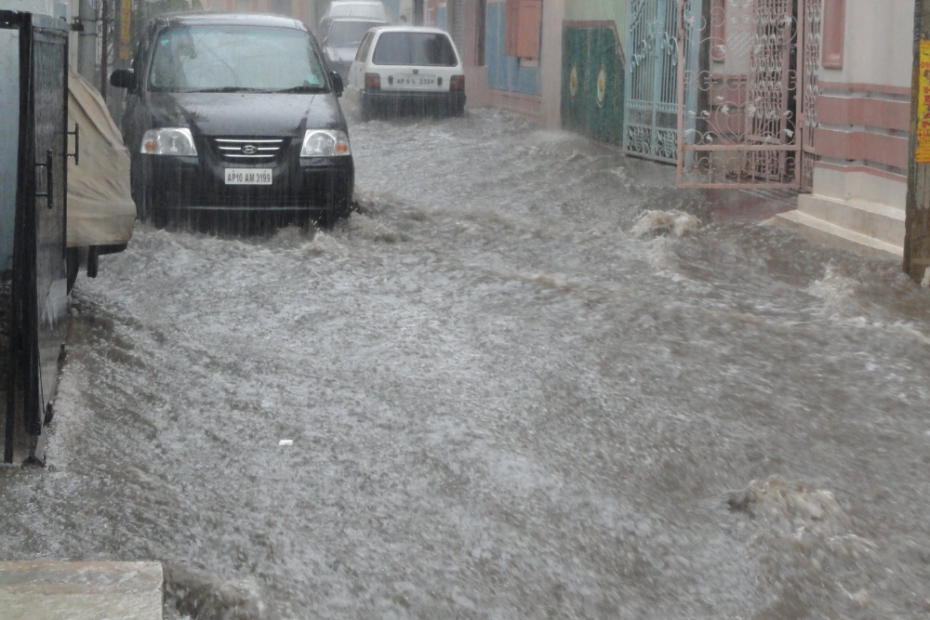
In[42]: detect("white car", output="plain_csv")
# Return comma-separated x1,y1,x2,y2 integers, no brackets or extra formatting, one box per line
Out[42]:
347,26,465,119
319,0,389,32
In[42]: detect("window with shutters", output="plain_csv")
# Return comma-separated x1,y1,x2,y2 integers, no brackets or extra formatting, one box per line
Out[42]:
822,0,845,69
711,0,726,62
504,0,542,60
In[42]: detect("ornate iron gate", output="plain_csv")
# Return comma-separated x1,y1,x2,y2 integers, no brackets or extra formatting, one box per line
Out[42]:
800,0,822,191
677,0,806,188
4,10,70,463
624,0,683,163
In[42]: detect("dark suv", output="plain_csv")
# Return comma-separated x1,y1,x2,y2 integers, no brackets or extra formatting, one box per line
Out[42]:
111,12,354,228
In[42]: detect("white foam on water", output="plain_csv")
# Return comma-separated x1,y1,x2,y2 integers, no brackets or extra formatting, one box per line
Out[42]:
163,563,267,620
345,212,409,243
809,264,930,345
808,263,859,314
631,210,700,239
729,476,888,613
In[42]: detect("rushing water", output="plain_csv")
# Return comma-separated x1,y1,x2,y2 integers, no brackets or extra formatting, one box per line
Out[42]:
2,109,930,619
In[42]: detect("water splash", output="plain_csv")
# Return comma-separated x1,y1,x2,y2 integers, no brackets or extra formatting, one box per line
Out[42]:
631,210,700,238
728,476,897,615
163,563,267,620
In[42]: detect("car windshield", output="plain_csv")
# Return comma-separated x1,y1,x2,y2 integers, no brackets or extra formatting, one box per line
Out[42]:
328,2,386,20
149,25,328,92
372,32,457,66
327,21,380,47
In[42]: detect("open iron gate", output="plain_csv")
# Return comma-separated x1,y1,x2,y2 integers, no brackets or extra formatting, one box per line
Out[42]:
624,0,683,163
3,10,70,464
676,0,819,189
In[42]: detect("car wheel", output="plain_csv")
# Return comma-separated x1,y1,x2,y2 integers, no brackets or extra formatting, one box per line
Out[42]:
66,247,80,293
361,96,373,122
319,200,350,229
130,154,147,220
151,202,168,228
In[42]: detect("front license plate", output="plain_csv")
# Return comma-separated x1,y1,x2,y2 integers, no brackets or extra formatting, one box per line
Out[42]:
394,74,437,88
225,168,272,185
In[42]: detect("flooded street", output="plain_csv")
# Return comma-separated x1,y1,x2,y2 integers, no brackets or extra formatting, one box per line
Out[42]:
3,109,930,619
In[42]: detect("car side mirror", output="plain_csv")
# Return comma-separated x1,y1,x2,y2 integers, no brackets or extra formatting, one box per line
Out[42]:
110,68,136,91
330,71,344,97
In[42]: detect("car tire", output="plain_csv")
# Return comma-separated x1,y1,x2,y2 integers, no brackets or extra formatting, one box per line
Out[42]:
130,154,147,220
66,247,80,293
361,95,374,122
142,185,169,228
319,200,350,229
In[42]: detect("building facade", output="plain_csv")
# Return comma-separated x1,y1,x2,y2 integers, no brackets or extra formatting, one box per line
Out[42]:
773,0,914,258
425,0,563,126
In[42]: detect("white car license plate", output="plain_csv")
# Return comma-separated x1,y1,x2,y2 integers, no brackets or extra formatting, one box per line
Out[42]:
394,74,436,89
225,168,272,185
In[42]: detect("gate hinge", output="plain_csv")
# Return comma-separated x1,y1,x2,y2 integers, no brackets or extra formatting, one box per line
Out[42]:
67,123,79,165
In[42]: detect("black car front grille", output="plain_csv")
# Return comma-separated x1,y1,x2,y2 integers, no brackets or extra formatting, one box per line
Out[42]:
212,137,289,163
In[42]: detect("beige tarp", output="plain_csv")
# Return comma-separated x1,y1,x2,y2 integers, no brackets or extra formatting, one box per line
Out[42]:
67,66,136,248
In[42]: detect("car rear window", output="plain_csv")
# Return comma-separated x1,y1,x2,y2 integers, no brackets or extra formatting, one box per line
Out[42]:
372,32,458,67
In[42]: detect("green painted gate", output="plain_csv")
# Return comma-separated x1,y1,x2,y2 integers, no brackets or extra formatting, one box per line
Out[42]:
561,25,624,145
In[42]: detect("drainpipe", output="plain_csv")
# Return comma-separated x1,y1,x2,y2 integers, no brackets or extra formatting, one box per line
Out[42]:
77,0,97,83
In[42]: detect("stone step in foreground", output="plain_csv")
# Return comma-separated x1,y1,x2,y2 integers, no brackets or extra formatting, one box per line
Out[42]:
0,561,163,620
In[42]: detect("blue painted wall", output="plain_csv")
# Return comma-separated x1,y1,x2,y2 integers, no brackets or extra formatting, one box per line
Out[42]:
485,1,538,95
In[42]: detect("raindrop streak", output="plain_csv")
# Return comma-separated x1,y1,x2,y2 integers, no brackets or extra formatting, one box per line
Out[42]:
2,110,929,620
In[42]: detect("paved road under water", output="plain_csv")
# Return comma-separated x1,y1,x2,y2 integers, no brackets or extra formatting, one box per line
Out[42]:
2,109,930,619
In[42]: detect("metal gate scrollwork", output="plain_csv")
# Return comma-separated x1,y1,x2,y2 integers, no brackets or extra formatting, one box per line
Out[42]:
801,0,822,191
624,0,681,163
677,0,803,188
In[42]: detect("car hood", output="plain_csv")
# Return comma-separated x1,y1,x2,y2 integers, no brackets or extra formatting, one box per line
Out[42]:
146,91,347,137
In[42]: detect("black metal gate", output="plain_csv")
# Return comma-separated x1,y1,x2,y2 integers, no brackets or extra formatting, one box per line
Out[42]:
3,11,70,464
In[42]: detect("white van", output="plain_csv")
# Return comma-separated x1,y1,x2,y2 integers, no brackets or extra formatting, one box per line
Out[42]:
347,26,465,119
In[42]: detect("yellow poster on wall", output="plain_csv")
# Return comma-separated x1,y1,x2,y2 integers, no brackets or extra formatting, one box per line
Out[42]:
119,0,133,60
916,40,930,163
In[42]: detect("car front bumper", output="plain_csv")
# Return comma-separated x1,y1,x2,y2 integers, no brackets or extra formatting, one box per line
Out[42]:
138,143,354,216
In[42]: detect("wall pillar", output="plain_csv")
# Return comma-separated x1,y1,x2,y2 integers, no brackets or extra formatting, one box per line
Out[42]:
906,0,930,284
539,0,563,128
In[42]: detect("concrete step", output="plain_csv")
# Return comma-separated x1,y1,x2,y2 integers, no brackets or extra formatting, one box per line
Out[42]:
765,210,903,260
0,561,163,620
797,194,906,247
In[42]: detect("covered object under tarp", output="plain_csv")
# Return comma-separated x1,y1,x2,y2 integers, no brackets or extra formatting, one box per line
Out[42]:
67,66,135,248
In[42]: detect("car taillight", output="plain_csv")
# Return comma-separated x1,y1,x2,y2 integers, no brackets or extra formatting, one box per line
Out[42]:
365,73,381,90
450,75,465,91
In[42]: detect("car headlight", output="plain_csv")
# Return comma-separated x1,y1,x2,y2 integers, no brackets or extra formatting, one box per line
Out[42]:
140,128,198,156
300,130,351,157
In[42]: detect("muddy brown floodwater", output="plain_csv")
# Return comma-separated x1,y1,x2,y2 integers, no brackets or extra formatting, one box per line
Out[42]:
2,109,930,620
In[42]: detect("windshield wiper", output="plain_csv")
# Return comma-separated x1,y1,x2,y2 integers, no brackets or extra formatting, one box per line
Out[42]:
272,85,328,94
189,87,272,93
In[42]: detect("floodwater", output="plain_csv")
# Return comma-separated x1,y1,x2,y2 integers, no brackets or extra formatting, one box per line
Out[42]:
3,109,930,619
